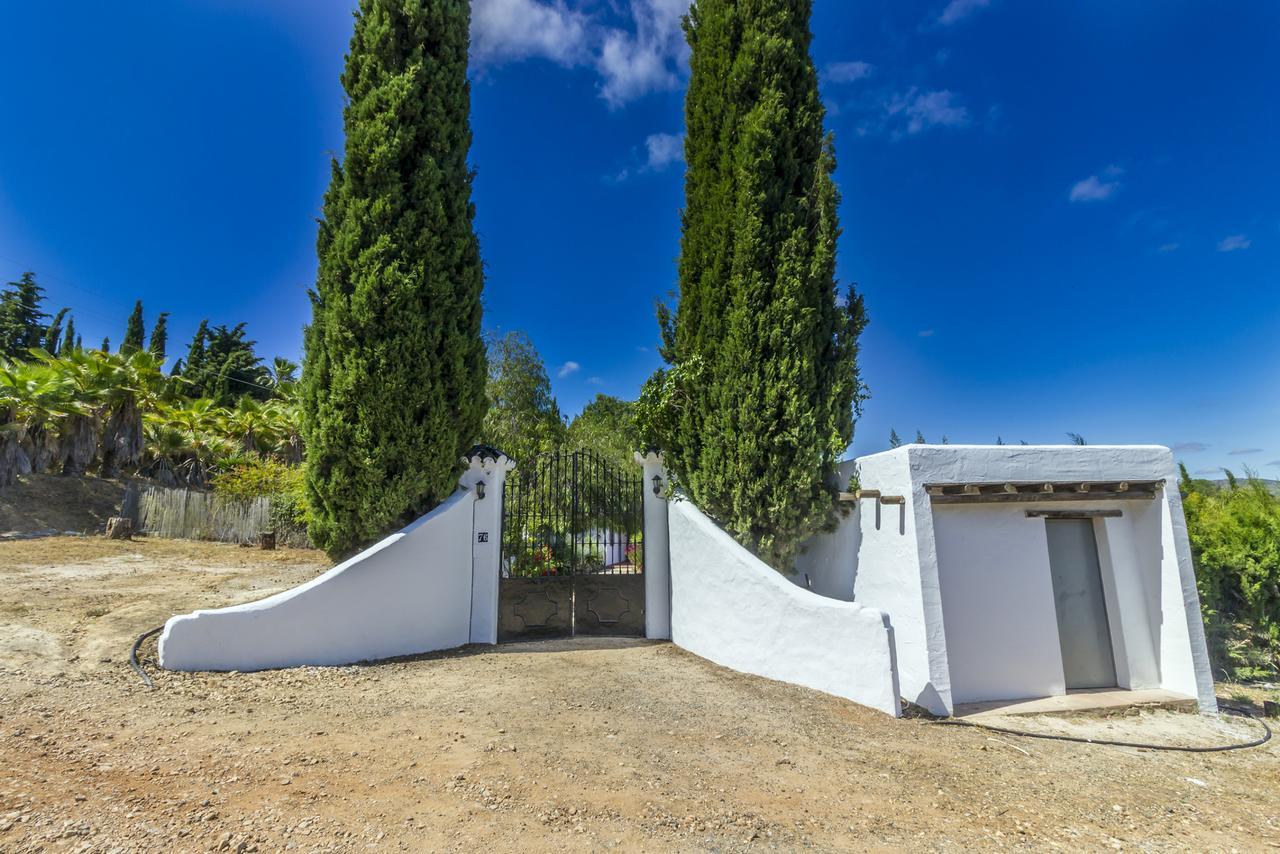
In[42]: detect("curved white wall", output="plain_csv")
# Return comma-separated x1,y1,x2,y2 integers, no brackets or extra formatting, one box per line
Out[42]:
160,489,476,671
668,499,901,717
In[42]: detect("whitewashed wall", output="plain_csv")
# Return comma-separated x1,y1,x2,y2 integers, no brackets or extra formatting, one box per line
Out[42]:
160,489,477,671
846,444,1216,715
792,460,860,601
932,507,1065,704
668,498,901,717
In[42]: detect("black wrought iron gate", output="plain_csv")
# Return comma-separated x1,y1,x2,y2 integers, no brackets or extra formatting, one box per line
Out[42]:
498,450,645,641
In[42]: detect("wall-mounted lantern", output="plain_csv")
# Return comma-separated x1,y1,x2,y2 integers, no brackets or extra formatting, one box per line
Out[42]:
475,481,486,500
652,474,663,496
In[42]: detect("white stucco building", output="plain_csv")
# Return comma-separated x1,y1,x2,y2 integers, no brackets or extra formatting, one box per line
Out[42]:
161,444,1215,721
793,445,1216,717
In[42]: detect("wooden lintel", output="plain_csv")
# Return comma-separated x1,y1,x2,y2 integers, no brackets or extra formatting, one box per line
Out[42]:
855,489,881,500
879,495,905,505
929,490,1157,505
837,491,858,503
1026,509,1123,519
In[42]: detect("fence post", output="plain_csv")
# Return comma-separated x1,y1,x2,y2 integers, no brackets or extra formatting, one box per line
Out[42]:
460,445,515,645
635,450,671,640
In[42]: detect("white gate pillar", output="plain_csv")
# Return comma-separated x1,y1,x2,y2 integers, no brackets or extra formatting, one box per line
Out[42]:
460,445,515,645
636,450,671,640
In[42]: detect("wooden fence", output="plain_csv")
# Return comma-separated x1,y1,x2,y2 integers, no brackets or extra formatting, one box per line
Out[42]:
123,484,312,548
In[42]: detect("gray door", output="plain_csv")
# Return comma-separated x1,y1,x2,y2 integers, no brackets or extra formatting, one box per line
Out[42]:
1045,519,1117,689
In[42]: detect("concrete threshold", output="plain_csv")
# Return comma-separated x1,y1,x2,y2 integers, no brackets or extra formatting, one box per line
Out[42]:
954,688,1198,719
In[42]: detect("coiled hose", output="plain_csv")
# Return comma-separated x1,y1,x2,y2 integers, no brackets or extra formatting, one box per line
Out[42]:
934,703,1271,752
129,625,165,689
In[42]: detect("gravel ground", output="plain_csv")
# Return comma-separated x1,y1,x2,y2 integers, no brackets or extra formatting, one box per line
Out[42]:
1,536,1278,852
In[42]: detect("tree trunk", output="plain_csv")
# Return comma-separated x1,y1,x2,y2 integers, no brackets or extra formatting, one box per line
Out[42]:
100,397,143,479
105,516,133,539
59,415,99,476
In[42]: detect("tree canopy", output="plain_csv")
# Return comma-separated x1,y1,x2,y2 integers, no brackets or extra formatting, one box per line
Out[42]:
640,0,868,571
301,0,487,557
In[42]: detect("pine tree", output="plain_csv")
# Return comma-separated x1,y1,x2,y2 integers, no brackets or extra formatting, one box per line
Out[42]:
148,312,170,360
101,336,110,352
643,0,868,571
121,300,146,354
181,320,209,387
0,272,50,357
301,0,486,557
889,428,902,448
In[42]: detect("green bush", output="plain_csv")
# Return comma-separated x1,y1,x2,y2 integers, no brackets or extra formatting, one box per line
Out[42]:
1181,467,1280,681
212,456,310,533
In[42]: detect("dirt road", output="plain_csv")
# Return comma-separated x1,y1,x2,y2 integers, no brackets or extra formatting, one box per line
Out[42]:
1,537,1277,851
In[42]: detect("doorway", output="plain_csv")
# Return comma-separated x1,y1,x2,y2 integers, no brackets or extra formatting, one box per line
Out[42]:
1045,519,1117,689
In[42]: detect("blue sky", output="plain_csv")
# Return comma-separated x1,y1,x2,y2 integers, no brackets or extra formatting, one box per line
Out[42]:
1,0,1277,474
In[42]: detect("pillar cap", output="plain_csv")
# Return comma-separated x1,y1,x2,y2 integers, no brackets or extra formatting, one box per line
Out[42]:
634,449,665,466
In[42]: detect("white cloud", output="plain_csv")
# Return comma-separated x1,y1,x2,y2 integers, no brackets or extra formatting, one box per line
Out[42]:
556,360,580,378
886,89,970,135
1229,447,1262,455
937,0,990,26
587,376,606,385
824,61,873,84
1172,442,1209,453
645,132,684,170
1217,234,1251,252
1157,242,1180,253
1069,169,1123,203
471,0,590,66
595,0,690,108
470,0,690,107
918,329,935,338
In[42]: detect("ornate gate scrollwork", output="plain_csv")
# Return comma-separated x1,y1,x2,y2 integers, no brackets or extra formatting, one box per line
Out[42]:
498,450,645,641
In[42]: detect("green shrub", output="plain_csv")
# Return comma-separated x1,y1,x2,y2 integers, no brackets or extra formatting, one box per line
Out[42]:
212,456,310,533
1182,470,1280,681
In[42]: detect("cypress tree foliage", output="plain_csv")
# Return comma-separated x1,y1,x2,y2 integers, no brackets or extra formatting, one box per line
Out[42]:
100,336,110,353
148,312,170,360
302,0,487,557
44,307,69,355
61,316,77,354
121,300,146,354
182,320,210,383
647,0,868,571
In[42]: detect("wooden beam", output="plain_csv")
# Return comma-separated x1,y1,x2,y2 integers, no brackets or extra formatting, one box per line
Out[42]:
928,490,1157,505
855,489,881,500
879,495,905,505
1026,509,1123,519
837,491,858,503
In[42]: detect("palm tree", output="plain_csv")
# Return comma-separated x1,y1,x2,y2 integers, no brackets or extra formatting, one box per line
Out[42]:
96,350,166,478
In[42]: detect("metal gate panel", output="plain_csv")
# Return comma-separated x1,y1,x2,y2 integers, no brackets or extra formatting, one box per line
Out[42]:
498,577,573,642
574,574,645,636
498,450,645,641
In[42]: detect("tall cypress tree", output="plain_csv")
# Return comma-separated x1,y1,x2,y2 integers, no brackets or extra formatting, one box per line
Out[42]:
121,300,146,354
648,0,868,570
302,0,486,556
44,307,69,355
61,315,76,355
148,312,170,360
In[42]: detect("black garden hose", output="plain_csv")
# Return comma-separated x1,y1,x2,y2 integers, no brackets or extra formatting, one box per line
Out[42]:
129,625,165,689
935,703,1271,753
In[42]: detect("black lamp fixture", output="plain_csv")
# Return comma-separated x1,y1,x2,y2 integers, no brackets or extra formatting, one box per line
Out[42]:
476,481,486,500
651,474,663,496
